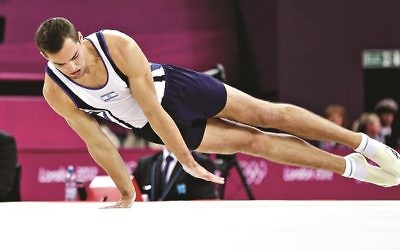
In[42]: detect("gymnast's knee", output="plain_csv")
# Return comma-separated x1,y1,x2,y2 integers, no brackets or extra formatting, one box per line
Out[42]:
247,131,271,156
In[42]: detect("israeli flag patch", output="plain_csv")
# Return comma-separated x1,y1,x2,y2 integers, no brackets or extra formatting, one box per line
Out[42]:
101,91,118,102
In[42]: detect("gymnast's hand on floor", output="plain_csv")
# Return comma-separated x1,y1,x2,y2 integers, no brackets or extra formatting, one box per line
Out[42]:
182,161,225,184
101,192,136,209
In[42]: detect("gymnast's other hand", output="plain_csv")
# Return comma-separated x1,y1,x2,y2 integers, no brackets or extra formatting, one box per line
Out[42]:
182,161,225,184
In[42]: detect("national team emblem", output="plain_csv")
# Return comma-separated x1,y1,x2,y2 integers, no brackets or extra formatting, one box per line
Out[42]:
101,91,118,102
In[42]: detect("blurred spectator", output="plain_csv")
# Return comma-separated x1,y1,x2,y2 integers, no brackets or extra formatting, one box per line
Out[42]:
325,104,348,128
0,130,21,202
374,98,399,148
352,113,383,142
133,146,218,201
319,104,349,151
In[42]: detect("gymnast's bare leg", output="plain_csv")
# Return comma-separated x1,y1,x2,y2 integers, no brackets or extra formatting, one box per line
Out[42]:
196,85,400,187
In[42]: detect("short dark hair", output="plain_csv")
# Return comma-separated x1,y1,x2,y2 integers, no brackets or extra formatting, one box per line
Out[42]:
35,17,79,55
374,98,398,115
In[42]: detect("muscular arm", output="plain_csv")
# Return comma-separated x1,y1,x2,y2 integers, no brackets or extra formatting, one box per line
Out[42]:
42,75,135,207
103,30,223,184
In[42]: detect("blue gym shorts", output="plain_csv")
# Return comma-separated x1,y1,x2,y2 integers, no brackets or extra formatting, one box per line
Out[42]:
133,64,227,150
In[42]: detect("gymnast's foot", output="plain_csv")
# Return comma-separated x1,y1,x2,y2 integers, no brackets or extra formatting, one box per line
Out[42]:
355,133,400,176
343,153,400,187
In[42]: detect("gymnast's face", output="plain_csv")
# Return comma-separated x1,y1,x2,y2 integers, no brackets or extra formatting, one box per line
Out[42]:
45,35,86,79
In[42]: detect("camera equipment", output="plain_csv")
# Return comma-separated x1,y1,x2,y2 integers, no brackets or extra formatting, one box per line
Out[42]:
215,154,255,200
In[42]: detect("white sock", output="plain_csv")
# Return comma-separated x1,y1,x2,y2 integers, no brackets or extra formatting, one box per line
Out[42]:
343,154,369,180
354,133,380,158
342,157,353,177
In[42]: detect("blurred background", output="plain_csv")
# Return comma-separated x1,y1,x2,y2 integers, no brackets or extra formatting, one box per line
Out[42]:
1,0,400,202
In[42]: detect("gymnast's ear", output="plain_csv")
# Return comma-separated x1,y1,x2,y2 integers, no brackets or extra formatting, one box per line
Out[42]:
40,51,48,60
78,32,83,43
